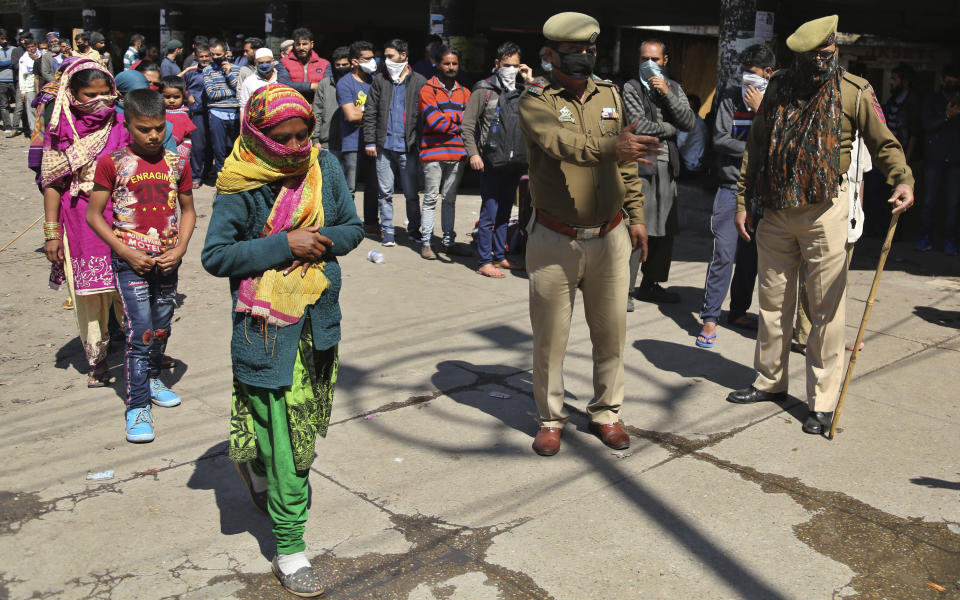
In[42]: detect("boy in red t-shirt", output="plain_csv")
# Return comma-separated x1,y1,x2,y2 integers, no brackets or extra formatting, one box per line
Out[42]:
87,88,197,444
159,75,196,163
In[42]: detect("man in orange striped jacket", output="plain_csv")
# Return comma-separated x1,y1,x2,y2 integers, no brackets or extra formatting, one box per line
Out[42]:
419,46,471,258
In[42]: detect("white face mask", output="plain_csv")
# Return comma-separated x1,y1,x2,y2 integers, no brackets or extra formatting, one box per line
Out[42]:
385,59,407,83
497,65,519,91
741,71,769,109
540,59,552,73
359,58,378,75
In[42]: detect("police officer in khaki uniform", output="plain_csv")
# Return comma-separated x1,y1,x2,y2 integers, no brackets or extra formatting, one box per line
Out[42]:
519,12,660,456
728,15,914,434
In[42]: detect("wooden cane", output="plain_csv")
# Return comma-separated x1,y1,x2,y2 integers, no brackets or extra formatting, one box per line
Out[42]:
0,215,43,253
828,211,900,440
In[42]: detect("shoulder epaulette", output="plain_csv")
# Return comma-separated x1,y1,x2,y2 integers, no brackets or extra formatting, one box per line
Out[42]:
842,71,869,90
525,80,546,96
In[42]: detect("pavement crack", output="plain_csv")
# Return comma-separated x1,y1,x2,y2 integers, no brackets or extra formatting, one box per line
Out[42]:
209,468,553,599
0,451,228,537
65,569,136,600
627,426,960,598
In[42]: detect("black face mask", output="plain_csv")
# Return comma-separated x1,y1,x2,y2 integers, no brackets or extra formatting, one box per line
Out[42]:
555,51,596,80
795,53,838,89
334,66,351,79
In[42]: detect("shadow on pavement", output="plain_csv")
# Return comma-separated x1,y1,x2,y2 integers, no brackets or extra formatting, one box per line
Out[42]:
912,306,960,329
909,476,960,490
633,338,754,391
638,285,705,336
54,336,88,375
187,441,280,560
430,359,790,600
631,338,807,425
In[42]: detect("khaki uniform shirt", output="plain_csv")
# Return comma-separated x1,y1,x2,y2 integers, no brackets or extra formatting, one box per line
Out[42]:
519,75,645,226
737,71,914,212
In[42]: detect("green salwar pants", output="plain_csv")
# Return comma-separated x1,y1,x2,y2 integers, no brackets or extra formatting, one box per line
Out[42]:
231,326,338,555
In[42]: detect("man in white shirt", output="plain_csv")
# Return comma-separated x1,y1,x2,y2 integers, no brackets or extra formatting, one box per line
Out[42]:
14,36,38,136
238,48,279,113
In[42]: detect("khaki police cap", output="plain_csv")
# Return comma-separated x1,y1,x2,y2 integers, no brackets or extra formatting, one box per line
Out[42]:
543,12,600,44
786,15,838,53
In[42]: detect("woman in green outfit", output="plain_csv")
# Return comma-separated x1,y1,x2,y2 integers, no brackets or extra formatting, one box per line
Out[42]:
202,83,363,597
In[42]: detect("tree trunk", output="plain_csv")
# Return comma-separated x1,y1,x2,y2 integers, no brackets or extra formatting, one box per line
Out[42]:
717,0,757,93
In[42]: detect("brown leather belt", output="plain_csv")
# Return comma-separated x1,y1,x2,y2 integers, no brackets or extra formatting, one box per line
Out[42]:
536,210,624,240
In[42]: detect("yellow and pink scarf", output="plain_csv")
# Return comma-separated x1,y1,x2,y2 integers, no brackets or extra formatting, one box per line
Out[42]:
217,84,327,327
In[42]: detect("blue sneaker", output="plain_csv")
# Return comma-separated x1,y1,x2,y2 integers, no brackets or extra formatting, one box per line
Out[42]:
945,239,958,256
913,235,933,251
381,232,396,247
149,378,181,407
125,407,155,443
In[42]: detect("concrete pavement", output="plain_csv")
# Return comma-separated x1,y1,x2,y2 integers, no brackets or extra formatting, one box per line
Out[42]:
0,140,958,599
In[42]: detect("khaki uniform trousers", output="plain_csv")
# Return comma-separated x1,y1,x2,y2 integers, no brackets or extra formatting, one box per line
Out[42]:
794,245,854,346
527,218,631,428
753,181,849,412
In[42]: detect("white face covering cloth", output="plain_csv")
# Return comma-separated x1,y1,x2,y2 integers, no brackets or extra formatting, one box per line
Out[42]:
385,59,407,84
359,59,378,74
497,66,519,91
741,72,769,109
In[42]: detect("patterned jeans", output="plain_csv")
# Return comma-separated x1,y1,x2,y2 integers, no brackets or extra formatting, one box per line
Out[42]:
113,256,178,410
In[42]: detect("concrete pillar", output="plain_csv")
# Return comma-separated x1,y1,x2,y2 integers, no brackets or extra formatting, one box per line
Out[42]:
18,0,46,38
717,0,757,92
81,0,98,31
264,1,291,55
429,0,476,68
159,3,186,50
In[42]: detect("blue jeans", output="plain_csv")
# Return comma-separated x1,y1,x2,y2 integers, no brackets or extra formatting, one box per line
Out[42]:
700,187,739,323
209,111,239,177
422,159,466,246
338,150,380,228
476,167,523,266
375,148,422,239
113,256,179,410
190,112,208,181
920,161,960,242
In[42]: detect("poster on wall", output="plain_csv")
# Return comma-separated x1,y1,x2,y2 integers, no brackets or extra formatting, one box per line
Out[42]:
430,14,444,36
754,11,775,42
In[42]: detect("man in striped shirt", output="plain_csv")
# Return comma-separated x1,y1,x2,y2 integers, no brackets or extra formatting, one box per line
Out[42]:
419,46,471,256
123,34,144,71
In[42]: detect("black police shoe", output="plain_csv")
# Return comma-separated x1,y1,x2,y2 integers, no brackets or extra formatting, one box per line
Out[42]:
726,386,787,404
802,411,833,435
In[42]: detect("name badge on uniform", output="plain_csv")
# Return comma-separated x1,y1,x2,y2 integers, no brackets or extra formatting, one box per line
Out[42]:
601,107,618,119
558,106,575,124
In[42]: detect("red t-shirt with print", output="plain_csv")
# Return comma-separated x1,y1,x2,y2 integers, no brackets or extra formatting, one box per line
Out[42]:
93,147,192,254
166,110,196,145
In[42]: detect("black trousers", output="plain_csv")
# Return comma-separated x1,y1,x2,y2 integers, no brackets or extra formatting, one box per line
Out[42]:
640,234,674,284
727,234,758,320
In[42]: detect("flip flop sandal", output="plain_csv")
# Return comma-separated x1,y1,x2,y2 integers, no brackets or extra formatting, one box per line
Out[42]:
695,332,717,348
87,370,114,388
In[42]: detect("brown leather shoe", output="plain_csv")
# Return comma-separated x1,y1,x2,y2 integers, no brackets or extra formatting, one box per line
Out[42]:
532,427,562,456
589,422,630,450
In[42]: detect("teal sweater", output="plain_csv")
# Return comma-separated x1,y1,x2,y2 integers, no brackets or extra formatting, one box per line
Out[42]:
201,150,363,389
